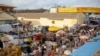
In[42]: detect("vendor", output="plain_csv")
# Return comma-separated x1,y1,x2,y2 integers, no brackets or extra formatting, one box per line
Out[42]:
0,40,3,48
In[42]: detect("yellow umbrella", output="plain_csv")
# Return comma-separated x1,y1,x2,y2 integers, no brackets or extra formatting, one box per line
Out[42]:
48,26,60,31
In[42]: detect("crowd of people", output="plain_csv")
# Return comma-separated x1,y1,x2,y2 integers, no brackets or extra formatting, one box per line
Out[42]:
0,21,100,56
18,22,100,56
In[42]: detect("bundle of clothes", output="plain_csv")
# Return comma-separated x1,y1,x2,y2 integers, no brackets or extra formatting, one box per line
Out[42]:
0,41,22,56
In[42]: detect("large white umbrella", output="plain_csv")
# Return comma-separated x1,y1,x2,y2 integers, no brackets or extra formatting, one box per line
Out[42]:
0,24,13,32
56,30,65,35
6,35,14,40
79,35,89,39
80,24,87,26
64,50,71,55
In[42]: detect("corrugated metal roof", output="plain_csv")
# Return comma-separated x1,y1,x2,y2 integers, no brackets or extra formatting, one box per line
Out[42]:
0,11,15,20
15,13,84,20
0,4,15,8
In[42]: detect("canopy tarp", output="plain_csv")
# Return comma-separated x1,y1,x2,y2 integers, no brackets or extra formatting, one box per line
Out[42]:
48,26,60,31
71,41,100,56
0,24,13,32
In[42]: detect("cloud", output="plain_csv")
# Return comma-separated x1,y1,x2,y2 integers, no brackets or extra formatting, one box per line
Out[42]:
0,0,100,9
11,0,34,9
72,0,100,7
0,0,13,5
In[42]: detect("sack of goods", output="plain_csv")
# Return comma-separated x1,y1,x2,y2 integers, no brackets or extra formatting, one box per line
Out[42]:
1,37,9,42
0,48,4,56
25,37,32,42
3,42,22,56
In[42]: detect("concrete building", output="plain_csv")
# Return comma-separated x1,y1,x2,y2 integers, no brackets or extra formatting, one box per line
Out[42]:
0,4,16,24
15,13,85,28
15,7,100,28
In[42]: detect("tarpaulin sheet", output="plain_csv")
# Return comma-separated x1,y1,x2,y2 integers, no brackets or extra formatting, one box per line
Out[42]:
71,35,100,56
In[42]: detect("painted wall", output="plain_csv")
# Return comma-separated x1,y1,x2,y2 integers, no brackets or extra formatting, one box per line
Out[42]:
64,19,77,27
18,17,77,28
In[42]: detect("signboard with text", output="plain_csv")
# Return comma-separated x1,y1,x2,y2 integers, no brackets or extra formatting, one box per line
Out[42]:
57,7,100,13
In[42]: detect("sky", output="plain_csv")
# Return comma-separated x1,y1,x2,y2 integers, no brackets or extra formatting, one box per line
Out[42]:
0,0,100,9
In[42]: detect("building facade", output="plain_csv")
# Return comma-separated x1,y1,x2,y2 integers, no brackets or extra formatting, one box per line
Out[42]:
0,4,16,24
15,7,100,28
15,13,85,28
